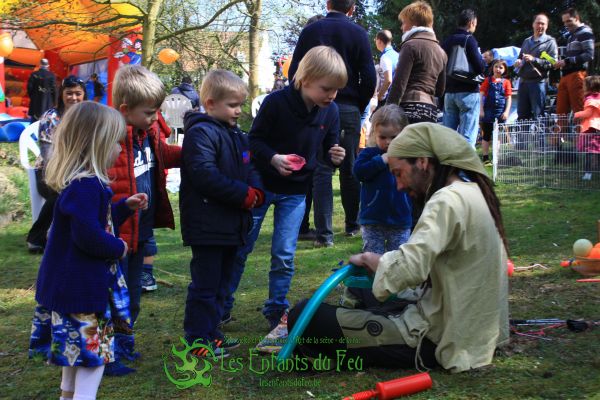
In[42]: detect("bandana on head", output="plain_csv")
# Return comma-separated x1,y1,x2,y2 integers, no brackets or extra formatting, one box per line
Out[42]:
387,122,488,176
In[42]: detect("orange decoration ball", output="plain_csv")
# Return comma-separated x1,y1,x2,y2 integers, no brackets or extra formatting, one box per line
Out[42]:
158,48,179,65
0,32,14,58
588,248,600,259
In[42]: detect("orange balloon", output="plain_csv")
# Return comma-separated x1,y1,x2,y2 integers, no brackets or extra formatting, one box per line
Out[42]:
0,32,14,57
594,242,600,249
158,48,179,64
588,248,600,259
282,57,292,79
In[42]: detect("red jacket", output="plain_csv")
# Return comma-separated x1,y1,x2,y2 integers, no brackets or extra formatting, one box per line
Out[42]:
108,116,181,252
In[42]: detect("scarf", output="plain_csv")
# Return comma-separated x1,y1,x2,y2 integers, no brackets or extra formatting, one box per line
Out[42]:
387,122,488,176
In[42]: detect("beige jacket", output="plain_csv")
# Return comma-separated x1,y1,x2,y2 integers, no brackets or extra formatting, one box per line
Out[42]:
373,182,509,373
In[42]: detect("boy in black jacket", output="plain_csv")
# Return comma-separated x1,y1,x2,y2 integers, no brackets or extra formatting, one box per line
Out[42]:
180,70,263,357
225,46,347,331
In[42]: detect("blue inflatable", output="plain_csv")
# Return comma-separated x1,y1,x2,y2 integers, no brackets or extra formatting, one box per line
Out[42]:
0,121,29,142
278,264,369,362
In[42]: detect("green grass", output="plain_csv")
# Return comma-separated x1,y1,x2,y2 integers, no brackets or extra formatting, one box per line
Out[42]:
1,141,599,399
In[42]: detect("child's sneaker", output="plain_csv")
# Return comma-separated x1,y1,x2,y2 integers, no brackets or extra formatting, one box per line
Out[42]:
256,312,288,354
141,271,158,292
483,159,493,167
214,336,240,350
190,339,233,359
218,313,235,328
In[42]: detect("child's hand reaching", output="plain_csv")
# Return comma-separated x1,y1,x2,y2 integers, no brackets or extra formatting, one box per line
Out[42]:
329,144,345,166
271,154,294,176
126,193,149,211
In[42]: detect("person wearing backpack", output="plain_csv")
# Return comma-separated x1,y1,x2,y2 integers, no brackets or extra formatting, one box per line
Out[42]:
441,9,485,147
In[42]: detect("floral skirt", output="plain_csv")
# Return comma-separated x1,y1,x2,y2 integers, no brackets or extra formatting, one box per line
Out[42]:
29,263,132,367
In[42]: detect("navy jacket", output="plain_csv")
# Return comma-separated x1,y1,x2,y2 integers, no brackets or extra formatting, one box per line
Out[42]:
180,113,262,246
441,29,485,93
249,85,339,194
35,177,131,314
353,147,412,228
288,12,376,112
172,83,200,109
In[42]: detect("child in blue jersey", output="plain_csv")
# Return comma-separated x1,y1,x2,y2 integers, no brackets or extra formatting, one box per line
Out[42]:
354,104,412,253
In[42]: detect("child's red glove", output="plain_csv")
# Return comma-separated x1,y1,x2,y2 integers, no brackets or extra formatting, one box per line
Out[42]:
242,187,265,209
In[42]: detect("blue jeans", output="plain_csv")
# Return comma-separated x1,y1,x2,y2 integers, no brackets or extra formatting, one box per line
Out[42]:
360,225,411,254
443,92,481,147
225,191,306,320
517,81,546,120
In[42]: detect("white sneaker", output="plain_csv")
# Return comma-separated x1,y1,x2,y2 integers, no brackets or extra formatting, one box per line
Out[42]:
582,173,592,181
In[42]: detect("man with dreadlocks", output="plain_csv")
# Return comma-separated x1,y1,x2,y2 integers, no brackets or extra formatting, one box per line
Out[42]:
288,123,509,373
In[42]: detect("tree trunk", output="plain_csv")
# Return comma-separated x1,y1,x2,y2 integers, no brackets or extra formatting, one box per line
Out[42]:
247,0,262,99
142,0,164,70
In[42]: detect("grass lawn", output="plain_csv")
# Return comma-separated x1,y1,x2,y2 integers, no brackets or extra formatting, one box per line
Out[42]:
1,141,599,399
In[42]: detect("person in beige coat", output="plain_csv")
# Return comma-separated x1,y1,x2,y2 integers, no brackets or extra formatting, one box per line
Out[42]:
287,123,509,372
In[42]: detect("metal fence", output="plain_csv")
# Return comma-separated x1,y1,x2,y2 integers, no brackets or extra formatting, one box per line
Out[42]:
492,114,600,190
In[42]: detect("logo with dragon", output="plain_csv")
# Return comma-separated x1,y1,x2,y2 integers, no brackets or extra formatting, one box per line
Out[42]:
162,337,217,389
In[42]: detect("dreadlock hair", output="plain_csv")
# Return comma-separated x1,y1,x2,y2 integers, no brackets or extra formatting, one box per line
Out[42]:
405,157,509,254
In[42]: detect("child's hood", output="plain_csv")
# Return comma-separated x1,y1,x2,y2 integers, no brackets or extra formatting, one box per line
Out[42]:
183,111,224,132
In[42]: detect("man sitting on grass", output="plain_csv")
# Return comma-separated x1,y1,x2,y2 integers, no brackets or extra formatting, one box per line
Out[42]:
289,123,509,372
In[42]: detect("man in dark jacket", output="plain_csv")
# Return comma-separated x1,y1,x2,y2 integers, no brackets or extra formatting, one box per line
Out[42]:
441,9,485,147
554,8,595,117
171,75,201,110
26,58,56,121
289,0,376,243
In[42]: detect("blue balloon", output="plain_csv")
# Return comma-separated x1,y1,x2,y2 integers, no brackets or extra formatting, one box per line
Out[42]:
278,264,364,362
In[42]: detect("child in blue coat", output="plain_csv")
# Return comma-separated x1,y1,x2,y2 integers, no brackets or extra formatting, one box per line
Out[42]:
353,105,412,253
180,70,264,357
28,101,147,400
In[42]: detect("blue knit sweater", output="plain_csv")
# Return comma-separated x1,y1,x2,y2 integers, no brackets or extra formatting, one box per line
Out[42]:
353,147,412,228
35,177,131,314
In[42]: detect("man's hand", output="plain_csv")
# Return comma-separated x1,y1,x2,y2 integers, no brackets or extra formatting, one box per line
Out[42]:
522,54,534,63
329,144,345,166
349,252,382,274
126,193,148,211
514,59,522,68
270,154,294,176
554,59,566,70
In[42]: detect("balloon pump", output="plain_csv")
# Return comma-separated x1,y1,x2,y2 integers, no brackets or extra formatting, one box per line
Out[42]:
342,372,432,400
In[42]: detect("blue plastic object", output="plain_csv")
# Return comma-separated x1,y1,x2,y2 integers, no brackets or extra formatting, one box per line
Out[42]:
3,121,29,141
278,264,365,362
0,127,7,142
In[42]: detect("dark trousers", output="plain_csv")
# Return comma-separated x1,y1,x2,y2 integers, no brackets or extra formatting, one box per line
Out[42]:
120,243,146,324
26,194,57,247
337,103,361,233
26,173,57,247
184,245,237,342
288,300,438,369
300,176,313,234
